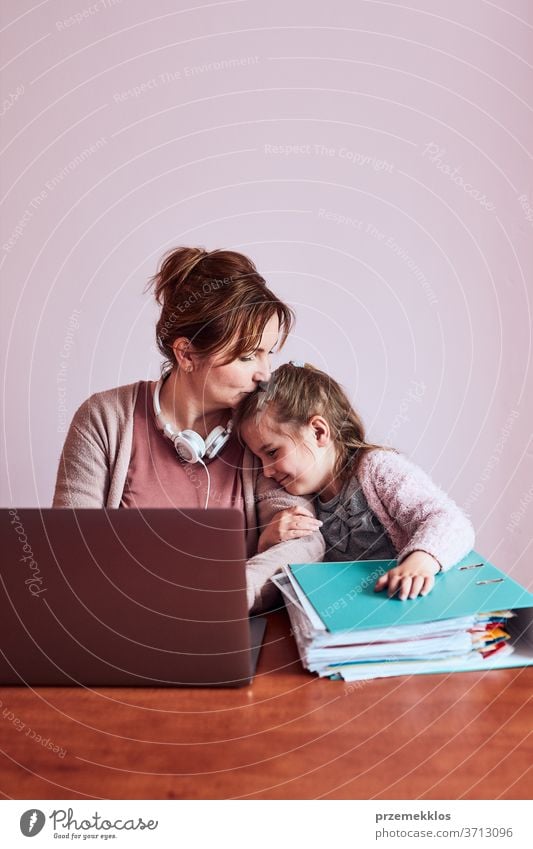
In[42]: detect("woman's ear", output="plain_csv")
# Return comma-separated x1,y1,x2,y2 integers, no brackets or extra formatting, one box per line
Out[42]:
309,415,331,446
172,337,194,373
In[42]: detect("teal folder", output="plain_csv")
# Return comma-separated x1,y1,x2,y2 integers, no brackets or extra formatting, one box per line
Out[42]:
289,551,533,633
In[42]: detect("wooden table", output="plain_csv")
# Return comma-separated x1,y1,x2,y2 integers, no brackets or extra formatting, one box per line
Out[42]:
1,610,532,800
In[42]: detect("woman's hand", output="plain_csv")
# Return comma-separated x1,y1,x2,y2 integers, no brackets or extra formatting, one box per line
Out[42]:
374,551,441,600
257,506,323,553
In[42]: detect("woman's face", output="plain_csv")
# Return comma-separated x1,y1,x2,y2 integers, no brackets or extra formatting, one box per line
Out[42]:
192,314,280,411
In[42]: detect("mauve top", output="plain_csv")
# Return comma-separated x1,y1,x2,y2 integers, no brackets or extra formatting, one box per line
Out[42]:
120,380,244,511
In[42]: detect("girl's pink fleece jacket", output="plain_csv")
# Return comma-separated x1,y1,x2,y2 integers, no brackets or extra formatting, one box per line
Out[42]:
355,448,475,570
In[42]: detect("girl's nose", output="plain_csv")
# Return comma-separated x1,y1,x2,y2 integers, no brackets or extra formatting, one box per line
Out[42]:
262,462,275,478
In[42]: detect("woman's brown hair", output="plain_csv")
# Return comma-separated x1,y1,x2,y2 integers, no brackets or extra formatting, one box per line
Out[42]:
233,362,391,481
146,247,294,370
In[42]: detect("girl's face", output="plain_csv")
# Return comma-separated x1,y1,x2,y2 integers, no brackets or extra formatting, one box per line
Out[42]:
190,315,280,411
241,411,336,496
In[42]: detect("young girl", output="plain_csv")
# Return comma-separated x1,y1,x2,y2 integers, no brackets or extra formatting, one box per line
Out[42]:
234,362,475,602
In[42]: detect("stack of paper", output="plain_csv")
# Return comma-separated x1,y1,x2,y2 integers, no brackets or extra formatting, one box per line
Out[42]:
271,552,533,681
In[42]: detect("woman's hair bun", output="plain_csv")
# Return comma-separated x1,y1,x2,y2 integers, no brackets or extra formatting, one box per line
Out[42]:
151,247,209,304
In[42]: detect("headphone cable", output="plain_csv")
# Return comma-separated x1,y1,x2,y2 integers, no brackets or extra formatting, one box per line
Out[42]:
197,457,211,510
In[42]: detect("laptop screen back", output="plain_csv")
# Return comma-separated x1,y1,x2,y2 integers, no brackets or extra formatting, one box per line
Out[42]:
1,508,256,687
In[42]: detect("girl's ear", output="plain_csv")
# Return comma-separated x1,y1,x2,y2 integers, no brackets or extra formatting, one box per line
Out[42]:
309,415,331,447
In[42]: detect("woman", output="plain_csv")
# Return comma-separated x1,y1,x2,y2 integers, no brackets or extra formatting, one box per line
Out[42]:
52,247,325,613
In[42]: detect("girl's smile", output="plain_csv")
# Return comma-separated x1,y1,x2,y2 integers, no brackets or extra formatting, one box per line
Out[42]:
241,412,340,499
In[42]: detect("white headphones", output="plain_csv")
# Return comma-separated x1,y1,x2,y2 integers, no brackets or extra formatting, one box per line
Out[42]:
152,367,233,464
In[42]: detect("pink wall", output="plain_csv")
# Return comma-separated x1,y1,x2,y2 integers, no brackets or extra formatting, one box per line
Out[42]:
1,0,532,583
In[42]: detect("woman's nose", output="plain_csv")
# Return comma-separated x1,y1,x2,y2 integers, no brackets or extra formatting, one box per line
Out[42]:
254,363,271,383
262,461,275,478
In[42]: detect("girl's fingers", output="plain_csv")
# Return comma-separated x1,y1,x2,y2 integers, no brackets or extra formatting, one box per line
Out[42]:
279,529,313,541
408,575,425,599
387,573,403,598
396,576,412,600
290,528,312,538
282,518,322,533
290,519,322,533
374,574,388,592
375,571,436,599
278,527,316,541
289,506,314,518
420,575,435,596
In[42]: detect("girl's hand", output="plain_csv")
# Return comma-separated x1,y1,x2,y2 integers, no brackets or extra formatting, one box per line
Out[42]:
257,506,323,553
374,551,441,600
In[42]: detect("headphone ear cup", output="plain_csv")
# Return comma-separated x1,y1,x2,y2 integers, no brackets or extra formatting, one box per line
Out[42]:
204,425,231,461
172,429,206,463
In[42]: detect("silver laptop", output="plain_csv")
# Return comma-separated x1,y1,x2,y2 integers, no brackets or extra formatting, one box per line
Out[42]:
1,508,266,687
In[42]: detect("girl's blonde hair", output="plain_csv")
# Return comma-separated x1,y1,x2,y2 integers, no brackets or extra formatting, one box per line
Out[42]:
233,362,391,481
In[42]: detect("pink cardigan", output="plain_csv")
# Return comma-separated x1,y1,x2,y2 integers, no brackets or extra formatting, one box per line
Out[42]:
356,449,475,571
